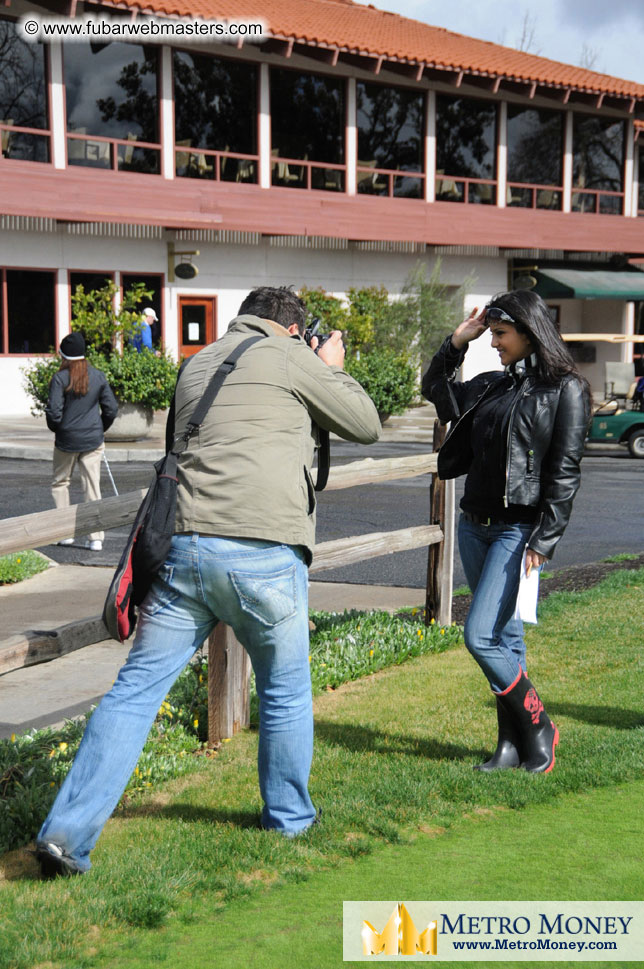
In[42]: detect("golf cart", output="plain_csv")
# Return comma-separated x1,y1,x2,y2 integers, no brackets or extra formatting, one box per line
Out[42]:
586,365,644,458
559,334,644,459
587,401,644,457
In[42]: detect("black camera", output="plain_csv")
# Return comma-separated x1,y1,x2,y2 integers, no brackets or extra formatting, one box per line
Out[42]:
303,317,331,353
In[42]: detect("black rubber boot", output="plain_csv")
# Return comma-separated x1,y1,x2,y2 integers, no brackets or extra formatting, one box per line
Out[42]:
473,696,521,771
497,671,559,774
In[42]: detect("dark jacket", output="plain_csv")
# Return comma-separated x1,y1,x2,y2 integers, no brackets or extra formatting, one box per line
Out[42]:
46,365,118,453
422,336,591,558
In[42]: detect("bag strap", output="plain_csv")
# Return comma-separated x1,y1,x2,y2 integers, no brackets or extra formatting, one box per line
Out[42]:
171,335,264,454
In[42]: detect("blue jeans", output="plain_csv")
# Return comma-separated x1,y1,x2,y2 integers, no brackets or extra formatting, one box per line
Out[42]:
458,515,533,693
38,535,316,871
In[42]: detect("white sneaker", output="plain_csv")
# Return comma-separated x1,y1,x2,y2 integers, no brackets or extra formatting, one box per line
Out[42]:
86,540,102,552
57,538,75,546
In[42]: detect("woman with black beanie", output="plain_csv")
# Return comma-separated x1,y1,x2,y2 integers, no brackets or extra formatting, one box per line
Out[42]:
45,332,118,551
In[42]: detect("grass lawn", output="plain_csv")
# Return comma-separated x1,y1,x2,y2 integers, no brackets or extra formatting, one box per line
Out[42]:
92,780,644,969
1,568,643,969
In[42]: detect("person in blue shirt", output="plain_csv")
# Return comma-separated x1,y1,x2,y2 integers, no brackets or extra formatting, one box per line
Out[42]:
130,307,157,352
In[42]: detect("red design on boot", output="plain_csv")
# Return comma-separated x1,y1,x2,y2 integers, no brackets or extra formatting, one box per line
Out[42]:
524,688,544,725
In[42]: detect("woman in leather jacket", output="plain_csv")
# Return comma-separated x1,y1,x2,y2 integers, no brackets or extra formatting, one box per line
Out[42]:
422,289,591,774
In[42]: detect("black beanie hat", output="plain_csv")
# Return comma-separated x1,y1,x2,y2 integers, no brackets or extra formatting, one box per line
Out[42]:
60,332,86,360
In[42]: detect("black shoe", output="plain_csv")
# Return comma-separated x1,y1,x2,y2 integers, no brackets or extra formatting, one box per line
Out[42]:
35,842,84,879
474,696,521,772
497,671,559,774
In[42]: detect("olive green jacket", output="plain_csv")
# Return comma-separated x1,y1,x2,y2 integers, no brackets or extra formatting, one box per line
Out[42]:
172,315,381,562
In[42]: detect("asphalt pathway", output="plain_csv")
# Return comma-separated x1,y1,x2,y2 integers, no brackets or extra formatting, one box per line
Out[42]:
1,442,642,589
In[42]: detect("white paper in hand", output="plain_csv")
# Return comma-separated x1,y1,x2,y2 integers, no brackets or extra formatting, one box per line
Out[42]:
513,549,540,624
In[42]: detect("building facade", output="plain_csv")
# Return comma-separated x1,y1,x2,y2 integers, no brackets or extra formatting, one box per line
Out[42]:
1,0,644,413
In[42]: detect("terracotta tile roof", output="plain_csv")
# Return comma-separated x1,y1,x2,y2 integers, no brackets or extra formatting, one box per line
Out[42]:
97,0,644,100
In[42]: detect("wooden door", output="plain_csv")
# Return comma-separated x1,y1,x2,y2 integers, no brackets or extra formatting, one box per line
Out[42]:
178,296,217,357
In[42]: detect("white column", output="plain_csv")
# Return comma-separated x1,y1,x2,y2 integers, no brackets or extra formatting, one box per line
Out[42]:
496,100,507,208
160,46,174,180
562,110,573,213
346,77,357,196
624,118,635,217
259,63,271,189
623,301,635,365
56,270,70,342
634,144,641,217
48,41,66,170
425,89,436,203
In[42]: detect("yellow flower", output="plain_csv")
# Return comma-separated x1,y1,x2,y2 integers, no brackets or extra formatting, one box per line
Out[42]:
440,628,445,635
369,649,374,656
198,674,203,683
10,733,16,743
417,629,423,637
134,767,140,776
223,738,231,743
308,655,311,662
50,781,56,787
16,558,21,564
430,618,436,625
58,742,68,752
411,608,418,616
49,749,55,758
193,719,199,729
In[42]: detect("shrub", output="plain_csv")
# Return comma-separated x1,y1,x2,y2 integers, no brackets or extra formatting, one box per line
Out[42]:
23,347,179,413
90,347,179,410
346,347,417,418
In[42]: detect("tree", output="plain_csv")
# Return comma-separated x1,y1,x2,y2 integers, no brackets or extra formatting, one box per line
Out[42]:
70,280,152,352
375,260,474,367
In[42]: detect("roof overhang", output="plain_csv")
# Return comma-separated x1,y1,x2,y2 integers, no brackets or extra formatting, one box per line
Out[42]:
534,269,644,300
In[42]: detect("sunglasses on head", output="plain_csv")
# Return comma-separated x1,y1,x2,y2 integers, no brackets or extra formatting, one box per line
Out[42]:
485,306,517,325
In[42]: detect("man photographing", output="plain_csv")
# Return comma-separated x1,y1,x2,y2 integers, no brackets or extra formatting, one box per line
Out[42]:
36,286,381,876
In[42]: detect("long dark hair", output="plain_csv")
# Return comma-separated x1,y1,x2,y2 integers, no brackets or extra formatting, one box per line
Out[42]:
488,290,589,393
61,358,89,397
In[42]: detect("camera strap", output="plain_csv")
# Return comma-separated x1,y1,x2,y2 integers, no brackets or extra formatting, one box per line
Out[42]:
314,427,330,492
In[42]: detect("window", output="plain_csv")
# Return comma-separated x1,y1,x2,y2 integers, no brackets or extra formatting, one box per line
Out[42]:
1,269,55,354
507,105,564,209
174,50,257,183
0,18,50,163
122,274,163,346
64,42,160,173
356,82,424,198
639,147,644,216
436,94,497,203
572,114,625,214
70,271,114,297
270,69,345,191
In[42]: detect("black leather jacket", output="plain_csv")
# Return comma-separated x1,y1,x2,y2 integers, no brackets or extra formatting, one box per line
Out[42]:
422,336,591,558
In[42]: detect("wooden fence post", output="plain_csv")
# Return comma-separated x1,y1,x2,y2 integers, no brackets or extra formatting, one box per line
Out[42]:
425,420,453,627
207,623,251,746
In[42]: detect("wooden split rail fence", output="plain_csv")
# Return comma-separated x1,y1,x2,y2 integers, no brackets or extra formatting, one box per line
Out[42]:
0,425,454,744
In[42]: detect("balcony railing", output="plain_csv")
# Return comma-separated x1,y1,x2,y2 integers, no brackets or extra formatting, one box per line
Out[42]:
0,122,51,164
435,174,496,204
175,145,258,183
271,155,345,192
357,163,424,199
506,182,563,210
66,132,161,174
571,187,624,215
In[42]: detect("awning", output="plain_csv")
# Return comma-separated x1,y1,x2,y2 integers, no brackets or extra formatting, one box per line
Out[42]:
533,269,644,300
